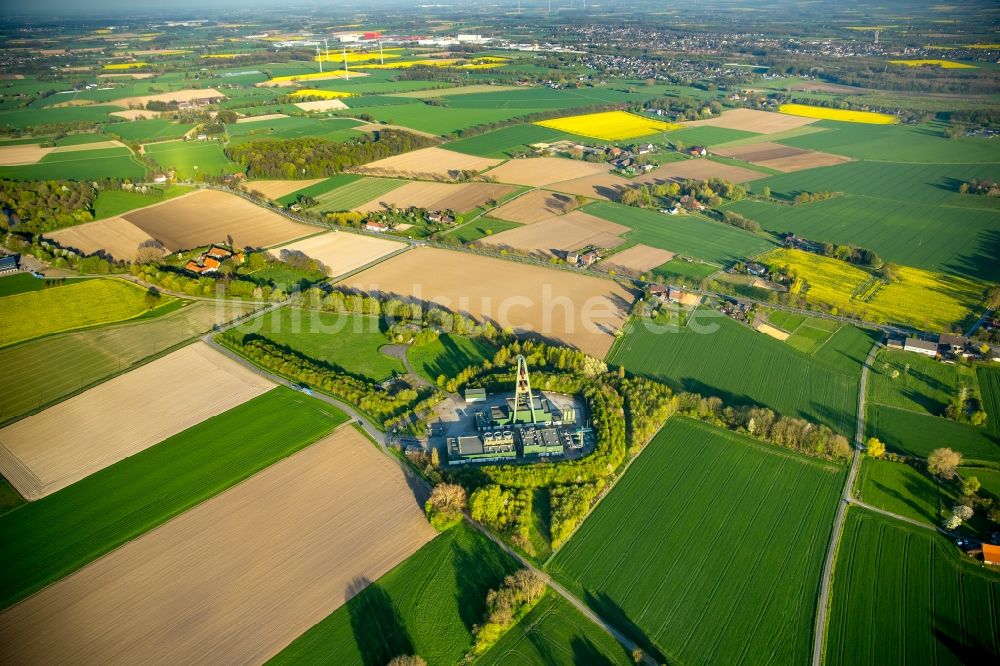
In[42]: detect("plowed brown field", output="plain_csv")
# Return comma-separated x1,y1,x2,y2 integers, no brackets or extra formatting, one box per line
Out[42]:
0,426,436,664
489,189,581,223
598,244,676,273
355,181,516,213
680,108,817,134
481,157,612,187
341,247,634,357
478,210,627,256
268,231,405,277
354,146,501,180
45,216,160,262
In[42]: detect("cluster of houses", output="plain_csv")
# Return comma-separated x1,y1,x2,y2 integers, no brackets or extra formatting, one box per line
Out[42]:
649,284,700,306
363,209,456,234
184,245,242,275
888,333,998,362
565,248,601,268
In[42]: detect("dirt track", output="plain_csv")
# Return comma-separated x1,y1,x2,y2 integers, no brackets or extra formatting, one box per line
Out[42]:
0,426,437,664
341,246,634,357
0,342,272,499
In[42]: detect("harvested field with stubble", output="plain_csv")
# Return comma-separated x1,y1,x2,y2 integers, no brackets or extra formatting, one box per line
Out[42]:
246,179,325,200
681,108,819,134
543,171,632,200
44,216,160,262
0,143,53,165
712,142,851,172
268,231,405,277
122,189,313,251
489,189,582,223
353,146,501,180
355,181,516,214
599,244,675,273
341,247,634,357
235,113,288,123
0,426,436,665
293,99,349,112
110,87,226,109
0,342,272,499
479,210,627,256
482,157,612,187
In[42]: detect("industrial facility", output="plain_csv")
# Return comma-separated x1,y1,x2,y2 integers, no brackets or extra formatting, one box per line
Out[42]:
447,355,588,465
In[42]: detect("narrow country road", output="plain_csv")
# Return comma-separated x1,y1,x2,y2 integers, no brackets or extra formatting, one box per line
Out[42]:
811,341,881,666
847,499,937,531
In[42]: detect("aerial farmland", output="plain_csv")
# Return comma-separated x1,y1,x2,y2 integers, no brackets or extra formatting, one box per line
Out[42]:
0,2,998,664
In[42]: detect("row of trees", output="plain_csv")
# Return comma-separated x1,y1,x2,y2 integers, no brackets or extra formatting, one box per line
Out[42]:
959,179,1000,197
225,130,438,179
468,569,547,659
619,177,749,210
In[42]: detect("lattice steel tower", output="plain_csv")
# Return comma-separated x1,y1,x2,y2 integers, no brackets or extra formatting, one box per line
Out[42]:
512,355,538,424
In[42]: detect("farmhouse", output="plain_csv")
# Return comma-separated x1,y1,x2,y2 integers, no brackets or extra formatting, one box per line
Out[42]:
365,220,390,233
938,333,968,354
0,252,19,274
185,245,242,274
904,337,938,357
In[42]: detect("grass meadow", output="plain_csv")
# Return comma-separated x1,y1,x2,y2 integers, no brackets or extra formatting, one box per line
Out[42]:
232,308,403,381
407,334,497,383
0,278,171,348
480,592,632,665
825,508,1000,665
609,309,874,434
977,366,1000,437
273,174,361,205
549,417,845,665
867,348,980,416
865,404,1000,464
0,387,347,610
450,217,523,243
0,273,44,297
270,523,519,666
103,118,197,142
93,185,192,219
586,202,777,265
144,139,240,180
0,301,257,424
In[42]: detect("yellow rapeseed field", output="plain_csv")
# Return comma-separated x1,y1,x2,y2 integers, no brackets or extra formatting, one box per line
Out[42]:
201,53,253,59
289,89,354,99
267,71,354,83
777,104,898,125
103,62,149,70
535,110,680,141
358,56,508,70
760,248,986,331
889,59,976,69
315,49,402,63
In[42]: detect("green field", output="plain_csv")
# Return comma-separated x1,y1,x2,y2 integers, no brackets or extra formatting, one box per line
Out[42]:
144,139,240,180
0,273,44,297
866,404,1000,464
664,125,761,147
271,523,519,666
0,387,347,610
450,217,523,243
779,314,842,354
0,278,172,348
651,257,720,283
825,508,1000,665
586,202,777,265
549,418,845,665
480,592,632,666
103,118,197,142
407,334,497,383
779,120,1000,163
728,195,1000,283
313,176,406,212
977,366,1000,436
868,349,979,417
93,185,192,219
0,104,119,128
233,308,403,381
272,174,361,205
610,310,874,434
856,458,953,525
0,146,146,180
0,301,256,424
444,124,577,157
340,102,534,136
227,116,363,144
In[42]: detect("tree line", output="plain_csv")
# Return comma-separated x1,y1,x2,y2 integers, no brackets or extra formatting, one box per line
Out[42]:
225,130,438,179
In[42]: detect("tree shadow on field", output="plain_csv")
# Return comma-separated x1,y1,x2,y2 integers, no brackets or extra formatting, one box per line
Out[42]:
584,591,666,664
934,614,1000,661
450,533,515,633
346,576,414,666
571,635,625,666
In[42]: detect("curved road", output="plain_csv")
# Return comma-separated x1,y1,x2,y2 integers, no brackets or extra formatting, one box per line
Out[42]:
811,341,881,666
